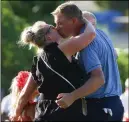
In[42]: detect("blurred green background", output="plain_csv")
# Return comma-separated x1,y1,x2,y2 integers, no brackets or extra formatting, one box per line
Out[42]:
1,1,128,97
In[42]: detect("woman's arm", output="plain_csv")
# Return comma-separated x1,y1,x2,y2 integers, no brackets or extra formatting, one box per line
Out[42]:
58,19,96,57
10,73,38,121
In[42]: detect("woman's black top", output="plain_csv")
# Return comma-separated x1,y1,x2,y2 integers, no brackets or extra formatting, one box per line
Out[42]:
31,43,90,121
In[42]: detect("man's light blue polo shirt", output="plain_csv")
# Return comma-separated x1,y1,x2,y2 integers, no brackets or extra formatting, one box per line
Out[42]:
78,25,122,98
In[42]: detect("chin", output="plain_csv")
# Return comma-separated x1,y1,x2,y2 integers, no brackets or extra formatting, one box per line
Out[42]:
60,33,66,38
58,32,67,39
62,34,70,39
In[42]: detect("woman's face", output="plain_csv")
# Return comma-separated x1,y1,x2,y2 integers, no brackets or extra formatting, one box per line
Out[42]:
44,24,62,43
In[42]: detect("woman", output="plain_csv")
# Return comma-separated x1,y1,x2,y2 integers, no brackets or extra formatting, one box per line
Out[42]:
9,71,39,121
10,20,95,121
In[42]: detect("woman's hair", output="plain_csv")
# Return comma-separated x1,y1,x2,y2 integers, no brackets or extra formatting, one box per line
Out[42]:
18,21,48,48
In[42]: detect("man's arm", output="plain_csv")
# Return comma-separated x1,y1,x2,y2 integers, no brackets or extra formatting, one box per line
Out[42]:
56,43,105,108
72,67,104,100
56,68,104,108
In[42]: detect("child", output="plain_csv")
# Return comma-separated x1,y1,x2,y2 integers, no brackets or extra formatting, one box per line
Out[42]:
9,71,39,121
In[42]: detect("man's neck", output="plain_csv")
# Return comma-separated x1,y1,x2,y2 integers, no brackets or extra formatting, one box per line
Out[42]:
73,22,85,36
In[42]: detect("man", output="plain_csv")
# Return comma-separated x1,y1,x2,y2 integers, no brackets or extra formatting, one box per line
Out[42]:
52,2,124,121
83,11,118,59
83,11,97,28
1,94,12,121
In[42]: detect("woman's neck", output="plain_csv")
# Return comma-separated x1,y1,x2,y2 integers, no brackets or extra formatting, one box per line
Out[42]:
56,36,62,44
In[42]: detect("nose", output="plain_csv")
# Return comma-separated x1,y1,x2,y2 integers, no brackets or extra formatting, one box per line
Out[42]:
55,25,59,30
52,26,56,30
55,26,60,32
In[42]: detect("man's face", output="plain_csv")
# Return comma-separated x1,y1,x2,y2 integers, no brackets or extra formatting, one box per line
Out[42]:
54,13,74,38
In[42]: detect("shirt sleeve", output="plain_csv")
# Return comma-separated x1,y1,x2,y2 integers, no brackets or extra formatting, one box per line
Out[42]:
80,45,101,73
31,56,42,85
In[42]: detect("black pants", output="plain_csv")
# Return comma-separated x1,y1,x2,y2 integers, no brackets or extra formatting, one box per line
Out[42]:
83,96,124,121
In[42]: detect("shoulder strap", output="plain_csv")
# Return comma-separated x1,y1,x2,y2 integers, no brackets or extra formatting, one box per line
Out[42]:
40,55,87,116
40,55,76,90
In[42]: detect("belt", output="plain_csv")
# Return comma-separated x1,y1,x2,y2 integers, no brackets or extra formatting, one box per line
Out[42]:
85,95,119,102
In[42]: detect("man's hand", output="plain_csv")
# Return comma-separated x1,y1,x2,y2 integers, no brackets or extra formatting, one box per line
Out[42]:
55,93,75,109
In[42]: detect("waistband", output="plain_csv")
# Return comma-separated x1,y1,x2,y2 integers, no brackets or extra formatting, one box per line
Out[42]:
85,95,119,102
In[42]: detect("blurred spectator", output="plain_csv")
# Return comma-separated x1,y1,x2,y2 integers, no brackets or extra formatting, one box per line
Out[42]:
123,112,129,122
83,11,118,59
114,48,118,59
120,78,129,112
1,88,5,99
1,94,12,121
1,71,39,121
120,78,129,121
9,71,39,121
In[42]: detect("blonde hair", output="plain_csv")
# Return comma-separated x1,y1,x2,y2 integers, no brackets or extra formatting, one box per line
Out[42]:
82,11,97,26
18,21,48,48
9,77,21,115
51,2,84,22
9,72,32,114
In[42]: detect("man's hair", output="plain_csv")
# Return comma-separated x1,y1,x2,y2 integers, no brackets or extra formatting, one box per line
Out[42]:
51,2,84,22
82,11,97,26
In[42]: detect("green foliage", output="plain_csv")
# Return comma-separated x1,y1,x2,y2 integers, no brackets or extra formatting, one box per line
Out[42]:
94,1,109,11
117,50,129,91
95,1,128,13
2,1,35,94
8,1,64,24
2,1,64,94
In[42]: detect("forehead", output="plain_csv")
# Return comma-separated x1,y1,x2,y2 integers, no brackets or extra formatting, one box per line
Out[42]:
89,18,95,23
54,13,67,23
85,16,95,23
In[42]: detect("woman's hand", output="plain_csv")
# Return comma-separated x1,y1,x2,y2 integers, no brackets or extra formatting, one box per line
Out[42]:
55,93,75,109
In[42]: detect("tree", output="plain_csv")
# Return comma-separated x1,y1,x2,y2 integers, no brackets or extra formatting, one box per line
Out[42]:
117,51,129,91
95,1,128,14
2,1,34,94
2,1,64,94
8,1,64,24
